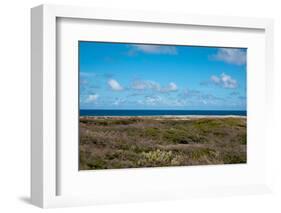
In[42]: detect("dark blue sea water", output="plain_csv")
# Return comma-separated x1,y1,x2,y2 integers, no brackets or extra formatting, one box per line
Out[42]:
80,109,246,116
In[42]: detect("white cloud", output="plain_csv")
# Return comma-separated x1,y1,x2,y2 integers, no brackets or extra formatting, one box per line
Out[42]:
169,82,177,90
85,94,99,103
107,79,123,91
131,80,160,91
220,73,237,88
130,44,177,55
210,75,221,84
211,48,246,65
131,80,178,93
210,73,238,89
162,82,178,92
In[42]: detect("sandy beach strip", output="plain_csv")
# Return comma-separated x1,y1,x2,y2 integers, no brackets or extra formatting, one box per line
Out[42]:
80,115,246,120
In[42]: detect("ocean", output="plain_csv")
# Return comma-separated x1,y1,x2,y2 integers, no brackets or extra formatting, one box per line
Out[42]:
80,109,246,116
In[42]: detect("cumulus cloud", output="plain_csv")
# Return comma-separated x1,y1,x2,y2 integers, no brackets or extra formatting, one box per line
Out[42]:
210,73,238,89
132,80,160,91
107,79,123,91
220,73,238,88
211,48,246,65
129,44,177,55
210,75,221,84
161,82,178,92
131,80,178,93
85,94,99,103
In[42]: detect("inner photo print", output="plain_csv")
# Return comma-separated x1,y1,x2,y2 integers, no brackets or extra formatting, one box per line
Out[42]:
79,41,247,170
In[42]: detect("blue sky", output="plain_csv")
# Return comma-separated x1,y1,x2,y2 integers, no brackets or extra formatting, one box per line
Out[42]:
79,41,246,110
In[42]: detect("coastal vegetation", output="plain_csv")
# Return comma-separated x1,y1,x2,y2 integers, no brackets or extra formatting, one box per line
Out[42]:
79,116,246,170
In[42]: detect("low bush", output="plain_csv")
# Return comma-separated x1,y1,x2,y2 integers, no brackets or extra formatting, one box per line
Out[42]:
79,117,247,169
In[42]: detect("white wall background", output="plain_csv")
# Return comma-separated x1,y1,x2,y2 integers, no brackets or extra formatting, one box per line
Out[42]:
0,0,280,212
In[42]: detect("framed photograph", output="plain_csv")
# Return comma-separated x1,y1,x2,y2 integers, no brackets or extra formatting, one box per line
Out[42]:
31,4,274,208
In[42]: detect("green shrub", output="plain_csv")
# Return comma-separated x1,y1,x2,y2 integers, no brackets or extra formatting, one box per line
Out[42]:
137,149,173,166
86,159,107,169
240,134,247,145
163,128,206,144
144,127,160,138
222,153,246,164
190,148,217,160
163,129,190,144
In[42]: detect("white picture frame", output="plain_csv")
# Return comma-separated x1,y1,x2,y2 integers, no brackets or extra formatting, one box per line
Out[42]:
31,4,274,208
